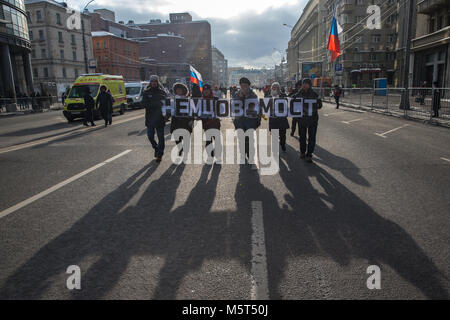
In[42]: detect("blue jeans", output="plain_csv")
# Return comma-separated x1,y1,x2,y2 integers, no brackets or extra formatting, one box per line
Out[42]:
147,126,165,157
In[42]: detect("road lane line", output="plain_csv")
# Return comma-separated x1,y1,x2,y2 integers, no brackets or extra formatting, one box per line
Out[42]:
375,124,410,138
0,150,132,219
0,113,144,154
250,201,269,300
324,112,345,117
342,118,363,124
441,157,450,163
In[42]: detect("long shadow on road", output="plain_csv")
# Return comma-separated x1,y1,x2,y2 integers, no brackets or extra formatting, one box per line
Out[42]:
0,146,447,299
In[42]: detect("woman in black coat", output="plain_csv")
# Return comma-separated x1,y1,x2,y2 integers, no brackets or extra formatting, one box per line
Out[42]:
268,82,290,152
170,83,194,156
96,85,114,127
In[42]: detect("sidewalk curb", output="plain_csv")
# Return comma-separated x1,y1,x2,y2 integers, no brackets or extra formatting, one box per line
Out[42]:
324,101,450,129
0,108,60,118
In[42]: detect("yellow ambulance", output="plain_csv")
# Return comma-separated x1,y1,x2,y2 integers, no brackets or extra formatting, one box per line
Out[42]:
63,74,127,122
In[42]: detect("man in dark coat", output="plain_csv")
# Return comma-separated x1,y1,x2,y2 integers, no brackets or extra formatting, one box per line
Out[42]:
200,83,220,158
96,85,114,127
268,82,289,152
290,80,303,137
83,87,96,127
142,75,168,162
432,81,441,118
232,77,261,162
170,82,193,157
293,78,322,163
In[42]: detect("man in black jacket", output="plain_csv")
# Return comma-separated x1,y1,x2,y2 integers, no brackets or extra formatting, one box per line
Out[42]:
142,75,167,162
83,87,96,127
293,78,322,163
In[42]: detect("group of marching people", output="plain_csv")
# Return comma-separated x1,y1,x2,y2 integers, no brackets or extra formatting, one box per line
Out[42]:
142,75,322,163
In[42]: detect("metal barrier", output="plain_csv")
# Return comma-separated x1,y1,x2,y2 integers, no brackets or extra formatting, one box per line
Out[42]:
315,87,450,122
0,96,63,113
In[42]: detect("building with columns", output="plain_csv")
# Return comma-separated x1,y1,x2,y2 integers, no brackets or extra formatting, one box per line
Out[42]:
0,0,34,107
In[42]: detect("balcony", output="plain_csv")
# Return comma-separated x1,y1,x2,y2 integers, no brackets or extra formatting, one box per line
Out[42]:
417,0,449,15
412,26,450,51
340,3,354,13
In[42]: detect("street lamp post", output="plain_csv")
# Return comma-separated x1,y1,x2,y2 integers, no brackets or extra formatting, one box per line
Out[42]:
82,0,95,74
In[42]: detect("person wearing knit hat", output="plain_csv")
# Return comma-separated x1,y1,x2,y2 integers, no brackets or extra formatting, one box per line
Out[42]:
233,76,260,163
289,80,303,137
171,82,193,157
142,75,168,162
268,82,290,152
291,78,322,163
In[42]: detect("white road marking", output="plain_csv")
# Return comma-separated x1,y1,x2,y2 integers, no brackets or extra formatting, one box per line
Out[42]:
250,201,269,300
441,157,450,163
342,118,363,124
0,150,132,219
375,124,410,138
0,113,144,154
324,112,346,117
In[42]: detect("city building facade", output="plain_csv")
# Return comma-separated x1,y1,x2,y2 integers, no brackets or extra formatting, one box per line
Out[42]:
92,31,140,81
412,0,450,87
25,0,94,96
0,0,34,104
211,46,228,88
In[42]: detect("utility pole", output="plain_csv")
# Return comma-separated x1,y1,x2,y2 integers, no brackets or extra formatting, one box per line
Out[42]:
82,0,95,74
400,0,415,110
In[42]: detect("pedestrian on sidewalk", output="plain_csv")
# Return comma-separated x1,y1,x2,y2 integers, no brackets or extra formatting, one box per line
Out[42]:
432,81,441,118
293,78,322,163
142,75,168,162
333,85,341,109
232,77,261,162
290,80,302,137
171,82,193,157
420,81,428,105
268,82,289,152
96,85,114,127
83,87,95,127
200,83,220,158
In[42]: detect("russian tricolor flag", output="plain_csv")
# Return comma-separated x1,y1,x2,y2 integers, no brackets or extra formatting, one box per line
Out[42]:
327,16,341,62
190,65,203,92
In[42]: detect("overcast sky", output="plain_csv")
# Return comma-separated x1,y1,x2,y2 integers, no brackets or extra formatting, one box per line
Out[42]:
67,0,309,68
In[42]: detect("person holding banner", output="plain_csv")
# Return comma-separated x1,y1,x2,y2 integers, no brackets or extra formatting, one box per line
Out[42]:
232,77,261,161
142,75,168,162
200,84,220,158
289,80,303,137
268,82,289,152
293,78,322,163
171,82,194,157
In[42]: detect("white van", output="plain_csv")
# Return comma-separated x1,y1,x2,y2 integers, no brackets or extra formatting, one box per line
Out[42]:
125,81,149,109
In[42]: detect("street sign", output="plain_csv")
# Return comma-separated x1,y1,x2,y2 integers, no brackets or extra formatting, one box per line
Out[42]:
89,59,97,69
335,63,343,72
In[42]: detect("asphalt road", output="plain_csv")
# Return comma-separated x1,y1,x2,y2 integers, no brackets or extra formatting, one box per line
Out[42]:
0,99,449,300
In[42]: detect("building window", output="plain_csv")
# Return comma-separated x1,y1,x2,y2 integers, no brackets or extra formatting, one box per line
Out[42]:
29,31,33,40
60,49,64,60
31,49,36,58
437,15,443,30
62,68,67,78
36,10,42,22
58,31,63,43
39,30,44,40
372,34,381,43
429,16,435,33
96,41,100,49
370,53,377,61
71,34,76,45
44,67,48,78
104,41,107,49
56,13,61,25
73,51,77,61
33,68,38,78
41,48,46,58
387,34,395,43
26,11,31,23
75,69,79,78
